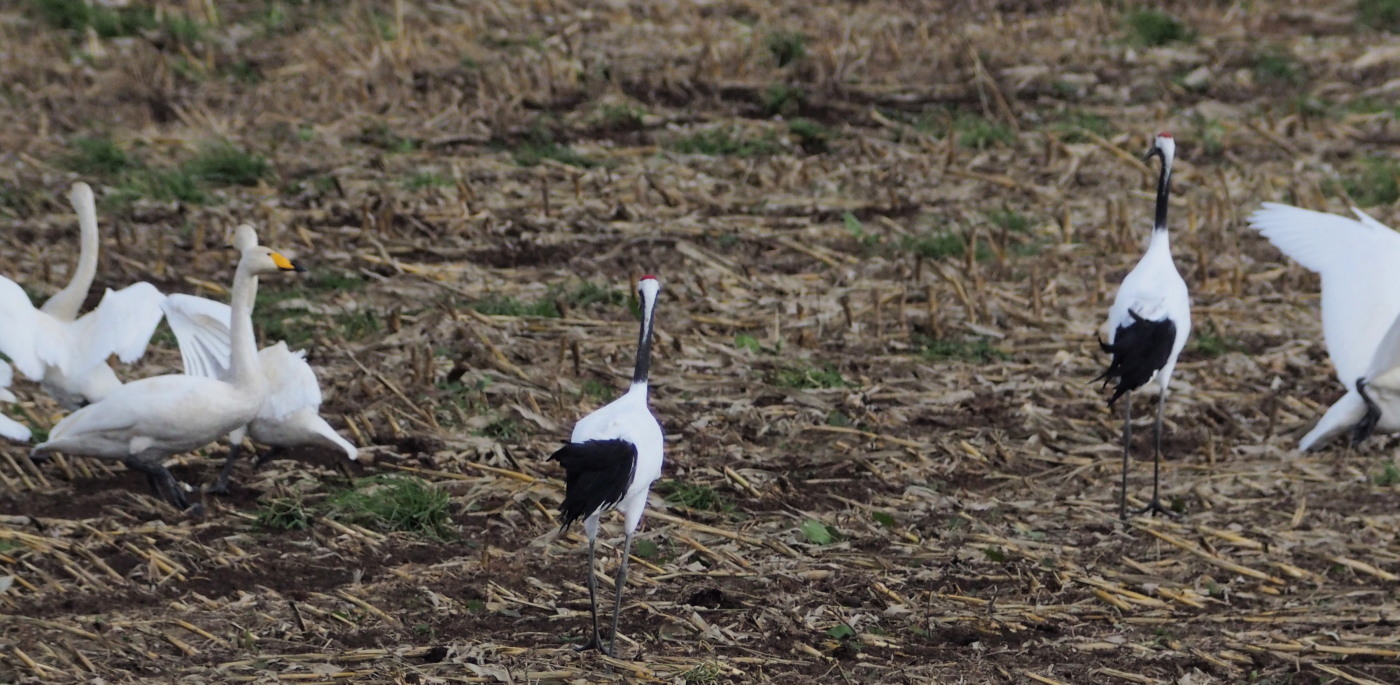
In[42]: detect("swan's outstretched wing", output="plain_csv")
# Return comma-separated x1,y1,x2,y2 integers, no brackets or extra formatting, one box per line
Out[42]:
257,342,323,421
0,277,43,380
74,282,167,372
161,294,234,381
1248,202,1400,390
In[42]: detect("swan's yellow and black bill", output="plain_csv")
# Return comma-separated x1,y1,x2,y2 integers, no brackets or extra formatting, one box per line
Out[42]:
271,252,305,272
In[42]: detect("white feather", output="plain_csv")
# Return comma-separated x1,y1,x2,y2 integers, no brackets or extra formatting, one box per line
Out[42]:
1104,230,1192,389
1249,203,1400,449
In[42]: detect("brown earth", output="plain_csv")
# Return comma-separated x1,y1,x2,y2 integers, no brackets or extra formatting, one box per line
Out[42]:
1,0,1399,683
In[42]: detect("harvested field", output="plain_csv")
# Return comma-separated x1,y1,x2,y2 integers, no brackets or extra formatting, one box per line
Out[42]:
3,0,1400,682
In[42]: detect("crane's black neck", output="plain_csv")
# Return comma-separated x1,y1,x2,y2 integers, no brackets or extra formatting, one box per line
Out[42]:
1153,154,1172,232
631,288,657,386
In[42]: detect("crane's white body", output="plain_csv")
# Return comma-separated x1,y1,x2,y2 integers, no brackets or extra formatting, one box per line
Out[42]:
571,383,663,537
0,183,165,410
161,293,357,462
1104,229,1192,390
32,226,302,510
1249,202,1400,449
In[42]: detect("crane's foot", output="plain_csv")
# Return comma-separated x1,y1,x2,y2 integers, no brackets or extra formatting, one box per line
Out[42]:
1134,499,1181,519
574,635,603,653
205,478,233,496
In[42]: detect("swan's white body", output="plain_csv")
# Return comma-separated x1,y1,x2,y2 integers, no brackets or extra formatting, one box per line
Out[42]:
32,226,302,511
161,293,357,462
0,183,165,409
1249,202,1400,449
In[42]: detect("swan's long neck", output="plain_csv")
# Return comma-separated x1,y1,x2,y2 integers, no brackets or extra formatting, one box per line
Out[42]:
42,199,100,321
227,262,262,390
630,288,658,390
1152,151,1173,233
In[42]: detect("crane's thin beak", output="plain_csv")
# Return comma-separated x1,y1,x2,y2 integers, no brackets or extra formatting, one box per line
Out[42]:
1143,146,1161,162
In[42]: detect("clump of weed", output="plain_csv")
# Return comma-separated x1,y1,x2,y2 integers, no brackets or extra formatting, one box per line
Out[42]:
1375,461,1400,486
1192,323,1242,358
325,475,454,540
1123,8,1193,46
901,230,991,261
1053,110,1112,143
985,207,1030,234
681,661,725,684
658,480,735,512
772,363,847,389
671,127,782,157
595,104,646,132
508,127,596,168
1342,156,1400,206
472,294,560,318
478,418,525,442
1358,0,1400,31
184,141,271,187
765,30,807,67
355,123,417,153
762,83,805,117
954,113,1014,149
915,335,1008,364
255,496,314,531
31,0,156,37
404,171,451,190
63,137,135,176
789,118,836,153
1254,48,1304,87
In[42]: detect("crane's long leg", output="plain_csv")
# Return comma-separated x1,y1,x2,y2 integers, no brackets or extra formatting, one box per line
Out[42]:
209,443,244,495
575,536,602,652
607,530,635,658
1136,390,1177,518
1119,389,1132,520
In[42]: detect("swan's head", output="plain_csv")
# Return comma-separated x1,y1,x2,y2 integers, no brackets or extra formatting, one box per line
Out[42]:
234,224,305,275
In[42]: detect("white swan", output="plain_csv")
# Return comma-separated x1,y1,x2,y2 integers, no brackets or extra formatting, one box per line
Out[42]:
0,182,165,409
1249,202,1400,449
160,293,358,492
31,225,303,512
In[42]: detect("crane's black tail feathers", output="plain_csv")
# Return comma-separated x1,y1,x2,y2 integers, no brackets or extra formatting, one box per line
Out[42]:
1094,311,1176,406
549,439,638,531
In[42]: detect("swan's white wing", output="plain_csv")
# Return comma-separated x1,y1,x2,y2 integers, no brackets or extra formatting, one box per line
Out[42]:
257,342,323,421
1249,203,1400,389
161,294,234,381
0,277,43,380
72,282,167,373
1363,312,1400,381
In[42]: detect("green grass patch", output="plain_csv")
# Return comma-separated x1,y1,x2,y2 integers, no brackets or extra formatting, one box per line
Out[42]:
901,230,991,261
471,294,560,318
799,519,837,545
562,281,627,309
595,104,646,132
334,310,380,341
671,127,782,157
63,136,135,176
788,118,836,153
1254,48,1304,87
1375,461,1400,486
765,30,807,67
1123,8,1193,46
954,113,1014,149
404,171,452,190
1342,156,1400,206
477,418,525,442
762,83,805,117
1053,110,1112,143
772,363,846,389
658,480,735,512
255,495,314,531
580,378,614,403
184,141,271,187
915,335,1009,364
681,662,725,684
1192,323,1243,358
31,0,156,37
356,124,418,153
734,333,762,353
1359,0,1400,31
325,475,454,540
508,127,596,168
985,207,1030,234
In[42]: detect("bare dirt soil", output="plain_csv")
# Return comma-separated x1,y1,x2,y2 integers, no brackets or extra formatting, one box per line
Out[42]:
1,1,1400,683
